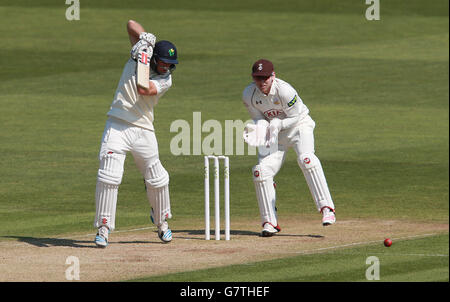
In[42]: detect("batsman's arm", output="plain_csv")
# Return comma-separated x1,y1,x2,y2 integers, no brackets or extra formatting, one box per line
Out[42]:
137,76,171,96
137,83,158,96
127,20,145,46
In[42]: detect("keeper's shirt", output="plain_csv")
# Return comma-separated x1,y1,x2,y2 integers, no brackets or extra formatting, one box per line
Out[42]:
242,77,310,129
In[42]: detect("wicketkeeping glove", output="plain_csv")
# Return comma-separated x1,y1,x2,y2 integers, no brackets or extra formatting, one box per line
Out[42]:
266,118,282,146
243,120,269,147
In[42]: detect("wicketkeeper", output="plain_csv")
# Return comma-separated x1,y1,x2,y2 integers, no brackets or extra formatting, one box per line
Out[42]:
93,20,178,247
243,59,336,237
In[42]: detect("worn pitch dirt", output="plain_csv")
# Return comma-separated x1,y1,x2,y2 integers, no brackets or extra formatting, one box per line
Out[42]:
0,216,447,281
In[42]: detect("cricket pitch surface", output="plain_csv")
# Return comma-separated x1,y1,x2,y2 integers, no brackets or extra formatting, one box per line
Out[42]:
0,216,447,281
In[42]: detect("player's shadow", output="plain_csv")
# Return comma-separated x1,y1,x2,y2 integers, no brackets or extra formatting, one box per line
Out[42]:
1,236,96,249
276,233,324,238
172,230,324,240
3,231,324,246
2,235,180,247
172,229,260,240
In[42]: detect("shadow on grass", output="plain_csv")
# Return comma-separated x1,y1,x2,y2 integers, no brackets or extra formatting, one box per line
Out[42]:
1,236,164,248
2,230,324,247
172,229,324,240
1,236,96,248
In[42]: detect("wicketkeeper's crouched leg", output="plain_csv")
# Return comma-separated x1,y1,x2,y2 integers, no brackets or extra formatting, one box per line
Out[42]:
253,164,278,228
145,159,172,227
94,151,126,231
297,152,335,212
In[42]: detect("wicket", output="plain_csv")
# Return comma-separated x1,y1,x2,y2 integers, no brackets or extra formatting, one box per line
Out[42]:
204,155,230,240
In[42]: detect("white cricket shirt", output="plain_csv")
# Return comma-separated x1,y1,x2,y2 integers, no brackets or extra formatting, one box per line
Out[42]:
242,78,309,129
107,58,172,131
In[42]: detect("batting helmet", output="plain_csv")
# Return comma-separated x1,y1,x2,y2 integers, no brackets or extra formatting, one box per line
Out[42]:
151,40,178,74
154,41,178,63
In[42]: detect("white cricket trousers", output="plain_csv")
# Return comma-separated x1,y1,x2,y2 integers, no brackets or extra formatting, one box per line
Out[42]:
94,117,170,231
253,115,335,227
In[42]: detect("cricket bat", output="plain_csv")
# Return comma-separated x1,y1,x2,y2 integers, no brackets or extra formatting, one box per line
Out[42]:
136,50,150,89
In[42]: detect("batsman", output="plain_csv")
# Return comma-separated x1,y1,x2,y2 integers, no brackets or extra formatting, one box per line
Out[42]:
93,20,178,247
243,59,336,237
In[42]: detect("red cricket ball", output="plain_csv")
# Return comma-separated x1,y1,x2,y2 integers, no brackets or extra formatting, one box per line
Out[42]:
384,238,392,247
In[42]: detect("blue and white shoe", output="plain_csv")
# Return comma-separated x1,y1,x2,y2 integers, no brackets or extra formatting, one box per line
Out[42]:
95,226,109,248
158,221,172,243
150,208,173,243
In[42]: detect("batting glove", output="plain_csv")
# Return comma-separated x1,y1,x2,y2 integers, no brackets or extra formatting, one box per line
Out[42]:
130,39,154,61
139,32,156,48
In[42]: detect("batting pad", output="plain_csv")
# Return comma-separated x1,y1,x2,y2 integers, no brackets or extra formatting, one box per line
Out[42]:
94,181,118,231
94,152,125,231
253,165,278,226
297,153,335,212
97,152,124,185
145,160,172,226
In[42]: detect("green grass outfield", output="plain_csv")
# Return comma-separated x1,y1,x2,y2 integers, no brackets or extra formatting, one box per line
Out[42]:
0,0,448,282
130,234,449,282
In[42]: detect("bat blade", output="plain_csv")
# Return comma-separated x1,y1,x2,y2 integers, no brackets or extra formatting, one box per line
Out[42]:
136,50,150,89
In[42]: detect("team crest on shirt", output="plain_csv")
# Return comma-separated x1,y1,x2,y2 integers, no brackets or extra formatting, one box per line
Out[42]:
264,109,283,118
273,100,280,105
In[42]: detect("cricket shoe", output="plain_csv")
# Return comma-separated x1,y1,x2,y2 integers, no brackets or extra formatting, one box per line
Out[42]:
158,221,172,243
95,226,109,248
261,222,281,237
321,207,336,226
